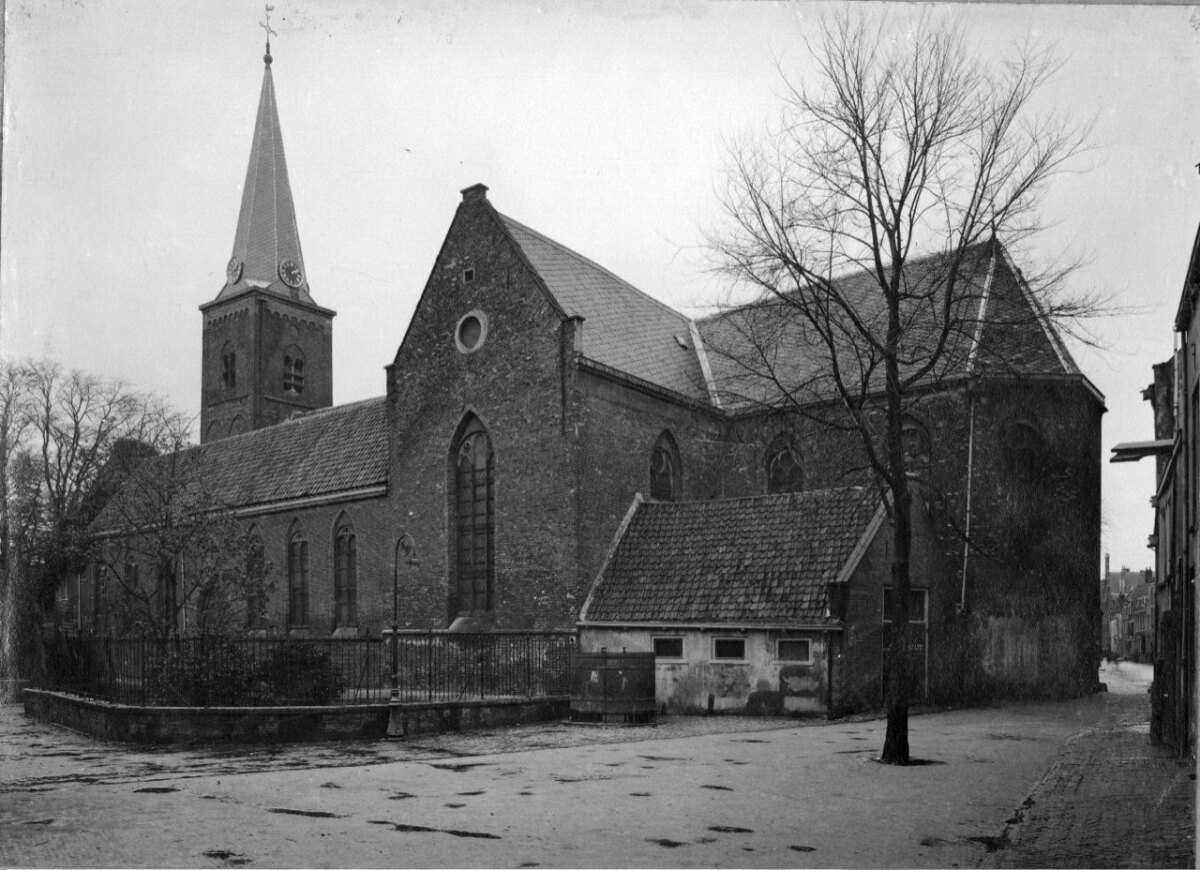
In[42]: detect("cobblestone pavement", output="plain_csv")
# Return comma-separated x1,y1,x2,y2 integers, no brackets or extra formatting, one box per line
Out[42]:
0,707,798,791
982,666,1195,869
2,668,1193,868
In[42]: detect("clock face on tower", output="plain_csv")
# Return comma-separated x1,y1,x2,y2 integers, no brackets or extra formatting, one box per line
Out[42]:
279,259,304,288
226,256,243,284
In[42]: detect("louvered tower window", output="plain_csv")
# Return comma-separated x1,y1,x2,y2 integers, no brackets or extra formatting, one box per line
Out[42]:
283,354,305,395
454,417,494,615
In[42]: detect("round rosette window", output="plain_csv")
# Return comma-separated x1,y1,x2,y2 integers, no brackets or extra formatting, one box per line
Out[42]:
455,310,488,354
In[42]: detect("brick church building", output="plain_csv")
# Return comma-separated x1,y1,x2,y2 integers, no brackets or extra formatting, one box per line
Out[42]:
86,49,1105,706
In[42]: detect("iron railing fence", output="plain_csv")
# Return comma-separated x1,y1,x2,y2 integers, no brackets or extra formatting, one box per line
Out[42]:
40,631,576,707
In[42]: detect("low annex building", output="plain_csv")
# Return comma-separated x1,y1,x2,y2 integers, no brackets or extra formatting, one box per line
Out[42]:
579,489,943,718
77,46,1106,712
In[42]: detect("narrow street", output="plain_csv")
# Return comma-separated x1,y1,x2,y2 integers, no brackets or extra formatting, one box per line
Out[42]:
0,664,1192,868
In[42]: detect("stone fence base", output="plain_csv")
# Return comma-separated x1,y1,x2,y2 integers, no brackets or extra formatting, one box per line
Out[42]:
22,688,569,744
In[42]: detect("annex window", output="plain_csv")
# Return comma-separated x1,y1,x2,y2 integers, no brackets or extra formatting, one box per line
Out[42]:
883,587,927,624
765,434,803,494
653,636,684,659
453,415,494,615
713,637,746,661
333,518,358,628
283,352,305,395
245,532,267,630
221,346,237,390
650,430,681,501
776,639,812,663
287,529,309,627
901,416,931,475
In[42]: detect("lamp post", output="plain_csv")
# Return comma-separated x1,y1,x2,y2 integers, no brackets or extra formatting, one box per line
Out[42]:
386,533,419,736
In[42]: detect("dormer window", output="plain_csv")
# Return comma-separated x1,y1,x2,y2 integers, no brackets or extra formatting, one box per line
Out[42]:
463,268,475,283
283,354,305,395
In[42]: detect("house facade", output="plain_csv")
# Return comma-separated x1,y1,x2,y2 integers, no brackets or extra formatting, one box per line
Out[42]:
80,49,1106,710
1112,218,1200,758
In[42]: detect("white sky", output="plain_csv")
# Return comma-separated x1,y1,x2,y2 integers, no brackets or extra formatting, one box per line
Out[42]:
3,0,1198,573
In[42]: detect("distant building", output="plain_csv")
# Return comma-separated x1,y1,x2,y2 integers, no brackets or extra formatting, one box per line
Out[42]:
81,47,1105,713
1101,554,1155,661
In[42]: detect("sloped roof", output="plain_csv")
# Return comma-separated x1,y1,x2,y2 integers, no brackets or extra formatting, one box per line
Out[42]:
499,214,710,401
582,488,883,625
210,56,320,309
695,240,1085,411
93,397,388,531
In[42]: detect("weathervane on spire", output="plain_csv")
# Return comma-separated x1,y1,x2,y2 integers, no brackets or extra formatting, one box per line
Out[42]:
260,5,277,65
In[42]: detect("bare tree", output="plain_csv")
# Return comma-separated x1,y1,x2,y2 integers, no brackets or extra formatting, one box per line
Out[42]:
91,430,273,647
706,13,1092,764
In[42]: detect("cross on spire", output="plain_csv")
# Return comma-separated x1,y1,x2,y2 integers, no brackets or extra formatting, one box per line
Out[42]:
260,5,277,64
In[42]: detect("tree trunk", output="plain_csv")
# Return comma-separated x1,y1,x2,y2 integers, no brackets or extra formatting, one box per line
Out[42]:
880,487,913,764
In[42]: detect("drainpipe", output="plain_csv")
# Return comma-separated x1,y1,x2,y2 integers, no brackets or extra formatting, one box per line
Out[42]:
959,387,976,611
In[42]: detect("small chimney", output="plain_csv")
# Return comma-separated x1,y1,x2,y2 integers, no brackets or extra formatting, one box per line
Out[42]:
461,183,489,203
1105,553,1110,577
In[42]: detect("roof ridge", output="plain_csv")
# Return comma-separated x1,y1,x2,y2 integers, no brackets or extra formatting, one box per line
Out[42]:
498,212,692,326
641,486,871,509
693,240,995,326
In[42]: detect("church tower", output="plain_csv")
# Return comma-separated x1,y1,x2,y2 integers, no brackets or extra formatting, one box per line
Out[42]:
199,41,335,444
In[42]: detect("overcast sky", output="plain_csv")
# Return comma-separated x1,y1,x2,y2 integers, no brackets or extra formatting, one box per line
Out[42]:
3,0,1198,573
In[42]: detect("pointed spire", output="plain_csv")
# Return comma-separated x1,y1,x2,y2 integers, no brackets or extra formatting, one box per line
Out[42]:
216,22,317,308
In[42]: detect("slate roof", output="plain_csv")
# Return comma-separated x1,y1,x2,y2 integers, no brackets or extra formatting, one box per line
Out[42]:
93,397,388,531
695,240,1083,411
210,57,318,308
500,215,710,402
582,488,883,625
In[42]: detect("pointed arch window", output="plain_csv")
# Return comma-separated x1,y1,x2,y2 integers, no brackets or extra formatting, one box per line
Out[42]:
650,431,681,502
333,517,358,628
246,531,267,630
1004,414,1045,480
901,416,931,476
287,526,308,627
765,435,804,494
453,416,494,615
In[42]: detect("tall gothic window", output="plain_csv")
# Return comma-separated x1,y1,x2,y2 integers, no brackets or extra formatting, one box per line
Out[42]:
245,531,267,630
1004,413,1045,480
453,416,494,615
287,528,308,627
333,517,357,628
765,435,804,494
650,431,681,501
156,558,177,635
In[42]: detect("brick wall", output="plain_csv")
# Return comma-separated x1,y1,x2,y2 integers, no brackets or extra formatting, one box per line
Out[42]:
388,194,580,629
201,294,333,443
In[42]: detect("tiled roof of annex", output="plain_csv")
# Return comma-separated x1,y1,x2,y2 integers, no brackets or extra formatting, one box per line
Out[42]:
93,397,388,531
582,487,883,625
499,214,711,402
